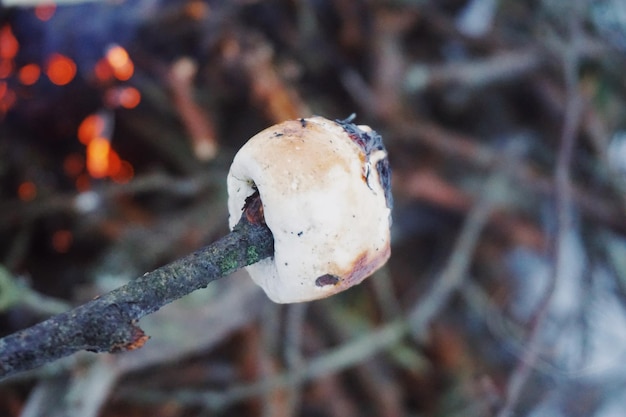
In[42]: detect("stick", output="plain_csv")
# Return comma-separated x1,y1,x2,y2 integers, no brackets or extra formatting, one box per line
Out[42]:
0,192,273,380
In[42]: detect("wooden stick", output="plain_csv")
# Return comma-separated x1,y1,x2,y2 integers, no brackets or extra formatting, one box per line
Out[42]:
0,192,273,380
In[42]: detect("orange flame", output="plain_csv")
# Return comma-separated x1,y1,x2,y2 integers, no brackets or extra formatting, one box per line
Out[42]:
78,112,134,181
35,3,57,22
0,25,18,60
107,148,122,176
86,137,111,178
106,45,134,81
77,113,106,145
0,83,15,115
46,53,76,86
0,59,13,78
105,86,141,109
94,57,114,82
18,63,41,85
118,86,141,108
106,45,129,68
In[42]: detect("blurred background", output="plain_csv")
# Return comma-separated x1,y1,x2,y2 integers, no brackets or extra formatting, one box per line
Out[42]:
1,0,626,416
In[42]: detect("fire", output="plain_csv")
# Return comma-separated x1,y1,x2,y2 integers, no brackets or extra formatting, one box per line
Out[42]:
0,59,12,78
0,25,140,184
105,86,141,109
86,139,129,180
78,112,134,182
94,58,114,82
35,3,57,22
94,45,135,83
106,45,129,68
18,63,41,85
118,86,141,108
105,45,134,81
0,82,15,115
86,137,111,178
77,113,106,145
0,25,18,83
46,53,76,86
0,25,18,60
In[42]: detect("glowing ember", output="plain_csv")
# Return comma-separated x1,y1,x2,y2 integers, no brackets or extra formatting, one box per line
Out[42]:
77,112,132,181
0,25,18,60
0,84,15,115
94,58,114,82
17,181,37,201
0,59,13,78
78,113,106,145
112,160,134,184
46,53,77,86
118,86,141,108
51,229,73,253
105,44,134,81
18,63,41,85
105,86,141,109
107,148,122,176
86,137,111,178
114,60,134,81
34,3,57,22
185,0,209,20
106,45,129,68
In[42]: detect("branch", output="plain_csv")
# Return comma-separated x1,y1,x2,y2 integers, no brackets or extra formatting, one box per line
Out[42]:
0,192,273,380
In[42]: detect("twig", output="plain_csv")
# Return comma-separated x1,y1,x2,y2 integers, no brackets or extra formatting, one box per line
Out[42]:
0,267,71,317
0,171,220,230
495,13,583,417
241,36,311,122
405,48,543,93
19,361,119,417
167,57,219,161
408,156,513,340
403,37,605,94
0,192,274,380
396,120,626,235
117,320,408,412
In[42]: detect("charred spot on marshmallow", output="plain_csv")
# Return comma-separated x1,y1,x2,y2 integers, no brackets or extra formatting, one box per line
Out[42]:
376,157,393,212
335,115,393,211
336,114,385,155
227,116,392,303
315,274,340,287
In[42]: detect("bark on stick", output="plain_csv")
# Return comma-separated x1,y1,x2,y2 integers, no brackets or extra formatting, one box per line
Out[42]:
0,194,273,380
